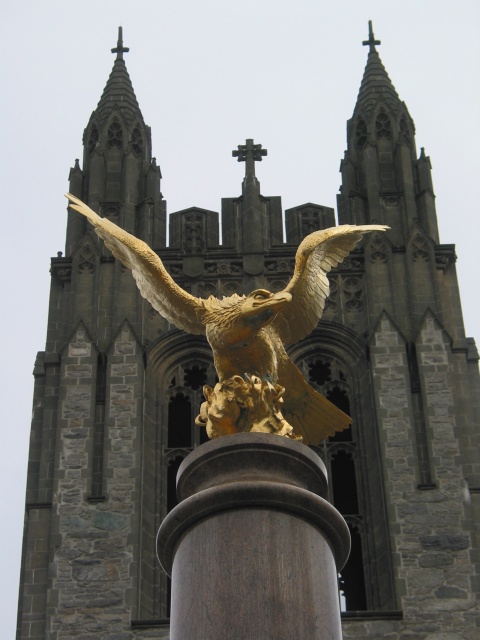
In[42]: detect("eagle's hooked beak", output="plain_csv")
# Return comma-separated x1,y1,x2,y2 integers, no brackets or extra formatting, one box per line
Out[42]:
269,291,292,308
242,289,292,320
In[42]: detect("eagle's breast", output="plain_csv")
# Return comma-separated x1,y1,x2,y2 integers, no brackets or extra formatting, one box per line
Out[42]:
206,323,279,382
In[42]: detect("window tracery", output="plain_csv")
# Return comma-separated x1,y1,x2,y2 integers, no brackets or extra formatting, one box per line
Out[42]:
301,353,367,610
308,359,332,386
375,112,392,139
107,120,123,149
87,126,99,155
164,359,215,458
76,245,96,274
131,126,144,155
184,364,208,390
355,119,367,148
161,357,215,623
342,276,364,312
149,340,392,615
410,232,430,262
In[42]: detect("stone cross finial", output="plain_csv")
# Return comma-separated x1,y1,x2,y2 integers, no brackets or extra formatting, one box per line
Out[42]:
232,139,267,179
362,20,381,53
111,26,130,60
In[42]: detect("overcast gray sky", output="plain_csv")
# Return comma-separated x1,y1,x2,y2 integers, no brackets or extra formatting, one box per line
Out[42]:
2,1,479,635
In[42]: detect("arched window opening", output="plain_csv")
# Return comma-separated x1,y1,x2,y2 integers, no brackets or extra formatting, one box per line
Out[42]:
161,359,215,618
297,350,372,609
87,126,99,155
340,525,367,611
331,450,359,514
164,360,216,451
131,126,144,155
107,120,123,149
355,119,367,148
299,344,395,610
168,393,192,448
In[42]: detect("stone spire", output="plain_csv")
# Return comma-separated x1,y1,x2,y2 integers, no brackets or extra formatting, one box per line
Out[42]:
66,27,165,255
337,21,439,248
93,26,142,128
354,20,401,117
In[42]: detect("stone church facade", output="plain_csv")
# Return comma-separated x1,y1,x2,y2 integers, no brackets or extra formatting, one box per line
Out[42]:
17,25,479,640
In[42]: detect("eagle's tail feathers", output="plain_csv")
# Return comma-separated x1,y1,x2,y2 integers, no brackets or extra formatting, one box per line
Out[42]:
281,360,352,445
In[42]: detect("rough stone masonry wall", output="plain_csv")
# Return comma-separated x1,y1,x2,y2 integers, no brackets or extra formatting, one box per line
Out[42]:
342,313,478,640
414,313,478,633
47,323,144,639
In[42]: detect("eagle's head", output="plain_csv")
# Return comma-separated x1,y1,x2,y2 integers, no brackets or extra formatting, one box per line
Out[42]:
203,289,292,344
240,289,292,325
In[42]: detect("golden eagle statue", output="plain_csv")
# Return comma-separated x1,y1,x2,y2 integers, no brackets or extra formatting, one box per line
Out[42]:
66,193,387,445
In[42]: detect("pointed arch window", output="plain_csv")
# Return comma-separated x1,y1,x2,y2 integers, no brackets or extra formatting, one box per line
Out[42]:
140,346,216,619
87,126,99,155
131,126,144,156
163,358,216,543
163,358,215,617
107,120,123,149
165,360,215,456
355,119,367,148
301,354,368,610
375,112,392,139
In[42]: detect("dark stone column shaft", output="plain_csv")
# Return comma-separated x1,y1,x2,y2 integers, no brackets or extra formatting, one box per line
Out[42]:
158,433,350,640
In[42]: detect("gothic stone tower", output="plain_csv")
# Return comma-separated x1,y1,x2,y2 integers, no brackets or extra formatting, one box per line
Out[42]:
17,25,479,640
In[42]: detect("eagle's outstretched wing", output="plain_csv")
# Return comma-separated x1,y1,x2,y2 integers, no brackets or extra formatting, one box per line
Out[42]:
66,194,207,335
273,224,388,346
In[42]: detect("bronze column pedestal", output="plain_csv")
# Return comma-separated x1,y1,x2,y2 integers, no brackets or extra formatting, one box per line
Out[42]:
158,433,350,640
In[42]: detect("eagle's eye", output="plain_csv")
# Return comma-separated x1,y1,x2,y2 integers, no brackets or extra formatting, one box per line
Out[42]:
250,289,270,301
